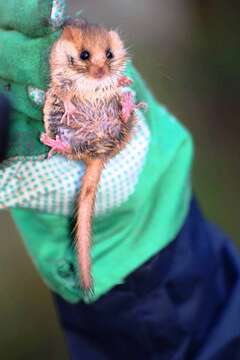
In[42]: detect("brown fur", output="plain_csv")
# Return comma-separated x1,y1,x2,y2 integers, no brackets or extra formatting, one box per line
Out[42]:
43,22,135,292
76,158,104,290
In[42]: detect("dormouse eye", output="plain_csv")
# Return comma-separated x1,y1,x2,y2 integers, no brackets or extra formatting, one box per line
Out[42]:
106,49,113,60
80,50,90,61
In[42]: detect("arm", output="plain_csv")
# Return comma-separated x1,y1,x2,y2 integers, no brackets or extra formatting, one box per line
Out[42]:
0,0,151,303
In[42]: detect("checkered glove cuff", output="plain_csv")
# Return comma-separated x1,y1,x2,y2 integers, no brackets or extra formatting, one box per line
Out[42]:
0,111,150,217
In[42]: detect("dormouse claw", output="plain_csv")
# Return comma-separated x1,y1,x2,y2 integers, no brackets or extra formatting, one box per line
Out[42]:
40,133,71,158
135,101,148,112
118,76,133,88
61,100,80,127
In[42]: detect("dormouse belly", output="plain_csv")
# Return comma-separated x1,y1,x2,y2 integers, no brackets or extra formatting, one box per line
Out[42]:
59,95,131,159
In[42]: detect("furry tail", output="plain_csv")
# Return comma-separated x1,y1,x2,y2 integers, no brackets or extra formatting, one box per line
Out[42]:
76,158,104,291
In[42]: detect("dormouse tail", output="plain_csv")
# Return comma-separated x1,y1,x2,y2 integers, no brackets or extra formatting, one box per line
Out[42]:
76,158,104,291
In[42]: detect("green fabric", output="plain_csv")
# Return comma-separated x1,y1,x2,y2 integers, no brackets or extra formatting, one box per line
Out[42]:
7,111,45,157
0,0,53,37
0,79,42,121
0,79,47,157
0,30,59,88
11,210,80,303
0,4,61,157
0,0,193,303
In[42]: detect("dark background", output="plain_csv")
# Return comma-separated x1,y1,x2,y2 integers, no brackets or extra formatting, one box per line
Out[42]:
0,1,239,358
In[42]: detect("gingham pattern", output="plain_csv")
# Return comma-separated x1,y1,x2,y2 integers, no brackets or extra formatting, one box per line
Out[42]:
0,111,150,217
28,86,45,106
27,0,66,104
51,0,66,29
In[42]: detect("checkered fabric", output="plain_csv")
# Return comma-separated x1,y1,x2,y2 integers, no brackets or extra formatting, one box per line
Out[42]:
51,0,66,29
0,111,150,217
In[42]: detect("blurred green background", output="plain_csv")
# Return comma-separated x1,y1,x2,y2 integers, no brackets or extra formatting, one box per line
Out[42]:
0,0,239,359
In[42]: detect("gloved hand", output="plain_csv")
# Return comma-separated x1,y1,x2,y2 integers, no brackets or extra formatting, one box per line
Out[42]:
0,0,150,302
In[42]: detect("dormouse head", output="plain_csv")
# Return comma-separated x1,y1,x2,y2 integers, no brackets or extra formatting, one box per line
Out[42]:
50,21,127,91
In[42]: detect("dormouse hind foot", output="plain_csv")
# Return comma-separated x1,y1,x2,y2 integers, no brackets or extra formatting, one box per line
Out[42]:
61,100,80,127
40,133,71,158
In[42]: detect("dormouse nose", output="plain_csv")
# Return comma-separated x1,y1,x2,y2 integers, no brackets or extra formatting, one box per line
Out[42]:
94,67,105,79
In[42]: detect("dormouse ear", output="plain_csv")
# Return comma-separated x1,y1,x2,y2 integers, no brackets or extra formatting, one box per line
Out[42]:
109,30,122,45
62,26,74,41
62,26,73,41
109,30,126,56
61,26,83,45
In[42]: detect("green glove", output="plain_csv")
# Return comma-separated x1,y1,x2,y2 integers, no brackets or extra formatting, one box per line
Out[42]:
0,1,193,303
0,0,153,302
